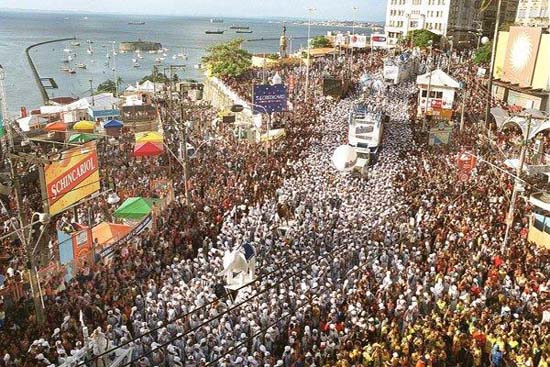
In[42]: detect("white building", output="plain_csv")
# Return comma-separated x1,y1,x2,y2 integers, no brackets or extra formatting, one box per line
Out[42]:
416,69,460,116
384,0,506,46
515,0,550,28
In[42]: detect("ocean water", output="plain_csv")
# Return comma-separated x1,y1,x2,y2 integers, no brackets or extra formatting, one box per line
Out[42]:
0,11,371,114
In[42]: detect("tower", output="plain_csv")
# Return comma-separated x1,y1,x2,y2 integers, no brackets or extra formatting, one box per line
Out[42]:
279,20,288,58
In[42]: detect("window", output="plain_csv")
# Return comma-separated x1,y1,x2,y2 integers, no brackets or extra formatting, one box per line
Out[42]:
421,90,427,97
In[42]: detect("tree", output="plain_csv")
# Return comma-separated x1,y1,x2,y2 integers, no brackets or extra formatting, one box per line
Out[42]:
310,35,331,48
473,41,492,65
407,29,441,48
202,38,252,78
96,79,116,94
141,66,171,84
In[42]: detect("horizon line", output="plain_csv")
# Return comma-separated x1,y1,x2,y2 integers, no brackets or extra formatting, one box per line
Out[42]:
0,7,386,23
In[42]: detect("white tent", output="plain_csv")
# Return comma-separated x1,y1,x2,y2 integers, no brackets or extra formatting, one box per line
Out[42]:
491,107,550,140
416,69,460,89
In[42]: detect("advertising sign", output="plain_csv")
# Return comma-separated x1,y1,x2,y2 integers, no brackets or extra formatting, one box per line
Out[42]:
371,34,387,49
334,33,346,46
253,84,288,113
44,142,100,216
322,78,344,99
431,99,443,109
457,151,477,182
349,34,367,48
503,26,542,87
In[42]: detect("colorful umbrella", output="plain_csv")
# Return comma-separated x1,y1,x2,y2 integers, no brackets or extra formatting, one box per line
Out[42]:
135,131,163,143
73,120,95,131
68,133,95,143
45,121,67,131
133,142,164,157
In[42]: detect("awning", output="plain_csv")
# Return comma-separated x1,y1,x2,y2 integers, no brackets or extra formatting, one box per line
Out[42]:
133,142,164,157
135,131,163,143
114,197,153,219
91,222,133,246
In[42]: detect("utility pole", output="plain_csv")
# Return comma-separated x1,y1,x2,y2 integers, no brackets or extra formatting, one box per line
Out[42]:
178,94,191,205
0,65,45,324
305,7,315,102
422,50,433,131
503,114,531,247
460,88,469,132
349,6,358,75
484,0,503,132
89,79,95,106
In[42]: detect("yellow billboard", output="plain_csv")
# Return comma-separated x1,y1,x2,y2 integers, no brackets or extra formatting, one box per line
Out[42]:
44,142,100,216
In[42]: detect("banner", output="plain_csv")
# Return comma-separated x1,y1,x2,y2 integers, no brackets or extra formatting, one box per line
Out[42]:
502,26,542,87
253,84,288,113
349,34,367,48
44,142,100,216
457,151,477,182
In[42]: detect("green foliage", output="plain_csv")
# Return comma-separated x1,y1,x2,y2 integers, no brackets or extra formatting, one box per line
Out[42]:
473,41,492,65
202,38,252,78
266,53,280,60
95,78,118,94
310,35,331,48
141,65,171,83
407,29,441,48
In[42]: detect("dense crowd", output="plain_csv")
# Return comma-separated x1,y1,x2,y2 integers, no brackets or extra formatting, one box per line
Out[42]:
0,47,548,367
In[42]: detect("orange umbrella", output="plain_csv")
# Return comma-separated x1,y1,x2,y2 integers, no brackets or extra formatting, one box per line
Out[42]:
45,121,67,131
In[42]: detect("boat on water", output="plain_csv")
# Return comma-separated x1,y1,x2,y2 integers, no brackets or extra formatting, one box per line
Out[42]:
236,30,253,34
205,30,225,34
210,18,223,23
133,62,141,68
132,58,137,63
194,64,202,69
230,25,250,30
155,57,163,64
61,66,76,74
76,63,87,69
128,21,146,25
70,41,80,47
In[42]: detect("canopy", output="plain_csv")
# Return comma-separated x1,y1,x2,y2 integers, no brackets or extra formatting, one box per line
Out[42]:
133,142,164,157
45,121,67,131
332,145,357,172
491,107,550,140
91,222,132,246
73,120,96,131
114,197,153,219
68,133,95,143
104,119,124,128
135,131,163,143
416,69,460,89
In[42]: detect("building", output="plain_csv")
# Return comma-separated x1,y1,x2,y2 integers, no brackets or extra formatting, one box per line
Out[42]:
493,26,550,112
416,68,461,117
515,0,550,28
384,0,519,47
478,0,520,39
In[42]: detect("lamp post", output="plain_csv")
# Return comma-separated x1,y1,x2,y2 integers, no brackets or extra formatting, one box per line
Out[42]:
447,36,453,74
422,41,433,131
349,6,359,76
305,7,315,102
503,114,532,247
484,0,503,132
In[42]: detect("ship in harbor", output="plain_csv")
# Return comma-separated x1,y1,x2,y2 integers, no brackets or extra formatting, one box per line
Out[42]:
128,21,146,25
236,30,253,34
230,25,250,30
210,18,223,23
205,30,225,34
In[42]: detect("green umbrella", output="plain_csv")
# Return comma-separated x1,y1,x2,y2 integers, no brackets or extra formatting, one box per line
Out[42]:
68,133,95,143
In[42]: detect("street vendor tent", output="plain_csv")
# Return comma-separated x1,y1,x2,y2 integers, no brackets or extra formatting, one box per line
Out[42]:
133,142,164,157
114,197,153,219
73,120,96,132
68,133,95,143
104,119,124,128
135,131,163,143
91,222,132,247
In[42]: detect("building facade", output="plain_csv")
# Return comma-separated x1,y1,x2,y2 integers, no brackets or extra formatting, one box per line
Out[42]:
384,0,519,47
515,0,550,28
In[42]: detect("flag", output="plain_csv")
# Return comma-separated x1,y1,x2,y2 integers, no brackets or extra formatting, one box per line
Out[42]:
242,242,255,261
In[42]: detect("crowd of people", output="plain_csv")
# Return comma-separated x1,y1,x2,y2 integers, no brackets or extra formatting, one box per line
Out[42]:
0,46,548,367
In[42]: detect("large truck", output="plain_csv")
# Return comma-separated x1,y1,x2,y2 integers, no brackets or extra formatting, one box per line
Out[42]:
348,105,385,175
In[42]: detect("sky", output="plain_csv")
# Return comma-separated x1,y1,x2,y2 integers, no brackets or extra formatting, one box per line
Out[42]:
0,0,387,21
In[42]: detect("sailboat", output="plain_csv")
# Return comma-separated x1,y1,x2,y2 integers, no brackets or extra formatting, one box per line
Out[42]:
86,40,94,55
